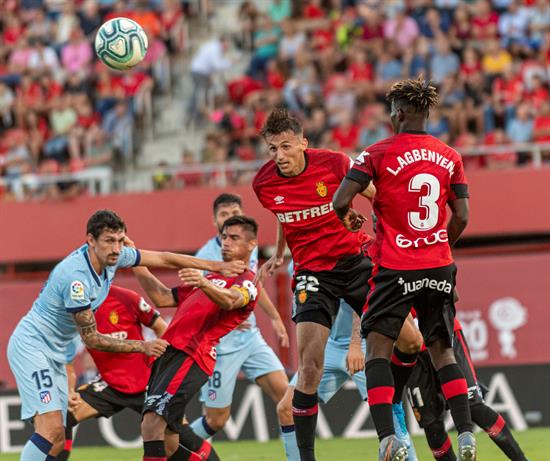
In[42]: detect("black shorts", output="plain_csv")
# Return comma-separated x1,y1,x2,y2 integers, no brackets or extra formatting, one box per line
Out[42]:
78,378,145,417
407,331,484,428
293,253,373,329
143,346,208,431
362,263,457,345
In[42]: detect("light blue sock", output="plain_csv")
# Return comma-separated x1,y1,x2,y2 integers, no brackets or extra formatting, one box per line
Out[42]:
21,433,52,461
190,416,216,440
392,403,418,461
280,425,300,461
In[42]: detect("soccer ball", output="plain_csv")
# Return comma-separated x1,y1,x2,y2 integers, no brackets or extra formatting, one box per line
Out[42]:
94,17,148,71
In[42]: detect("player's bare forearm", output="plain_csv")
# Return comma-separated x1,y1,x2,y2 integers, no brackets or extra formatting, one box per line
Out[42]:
199,280,245,311
139,250,226,273
74,309,145,353
150,316,168,337
133,266,176,307
258,289,282,321
333,178,366,220
447,198,469,246
350,311,362,347
275,221,287,257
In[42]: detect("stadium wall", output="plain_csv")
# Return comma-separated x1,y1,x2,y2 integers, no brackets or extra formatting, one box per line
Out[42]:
1,167,549,264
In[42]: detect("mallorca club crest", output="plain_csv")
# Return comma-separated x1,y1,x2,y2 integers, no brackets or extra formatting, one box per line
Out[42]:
316,181,328,198
298,290,307,304
109,311,119,325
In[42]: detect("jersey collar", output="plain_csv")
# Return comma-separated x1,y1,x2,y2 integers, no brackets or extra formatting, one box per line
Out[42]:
401,130,427,134
82,245,102,287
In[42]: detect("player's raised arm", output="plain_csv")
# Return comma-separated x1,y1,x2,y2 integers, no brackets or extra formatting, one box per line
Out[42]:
137,249,246,276
132,266,178,307
447,197,469,246
73,308,168,356
178,269,259,311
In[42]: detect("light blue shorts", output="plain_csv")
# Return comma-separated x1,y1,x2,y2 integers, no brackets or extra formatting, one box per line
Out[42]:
200,331,284,408
7,332,68,421
290,340,367,403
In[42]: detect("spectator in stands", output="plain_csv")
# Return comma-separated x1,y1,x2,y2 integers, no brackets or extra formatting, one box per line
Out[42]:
248,14,281,81
430,37,460,85
187,34,232,125
498,0,531,49
61,27,93,77
383,6,419,50
102,100,133,162
0,82,14,130
507,102,534,164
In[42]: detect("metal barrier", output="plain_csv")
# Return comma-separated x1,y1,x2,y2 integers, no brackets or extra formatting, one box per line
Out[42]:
1,142,549,201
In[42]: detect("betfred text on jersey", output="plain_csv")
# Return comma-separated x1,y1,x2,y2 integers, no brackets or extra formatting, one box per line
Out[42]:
398,277,453,296
276,202,333,223
395,230,449,248
386,149,456,176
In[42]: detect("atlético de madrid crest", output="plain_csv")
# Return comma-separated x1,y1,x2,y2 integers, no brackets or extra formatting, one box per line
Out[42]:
316,181,328,198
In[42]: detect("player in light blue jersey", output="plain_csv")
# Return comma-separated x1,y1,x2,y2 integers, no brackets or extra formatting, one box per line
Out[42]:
7,209,245,461
188,193,293,442
275,262,419,461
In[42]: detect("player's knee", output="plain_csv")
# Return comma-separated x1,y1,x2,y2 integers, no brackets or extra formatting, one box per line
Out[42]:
396,333,423,355
40,425,65,454
297,363,322,389
141,412,165,440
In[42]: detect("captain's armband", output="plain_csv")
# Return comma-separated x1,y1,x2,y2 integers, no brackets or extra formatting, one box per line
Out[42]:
231,286,250,307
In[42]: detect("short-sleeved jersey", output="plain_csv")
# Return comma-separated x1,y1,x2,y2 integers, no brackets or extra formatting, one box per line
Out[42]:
87,285,160,394
253,148,365,273
12,244,140,364
195,237,259,355
347,133,469,270
163,270,260,375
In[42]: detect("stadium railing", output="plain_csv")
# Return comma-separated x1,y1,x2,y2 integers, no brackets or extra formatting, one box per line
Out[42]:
1,142,548,201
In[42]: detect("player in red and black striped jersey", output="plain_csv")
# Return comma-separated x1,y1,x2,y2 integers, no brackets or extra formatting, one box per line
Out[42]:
58,286,220,461
133,216,261,461
407,317,529,461
334,77,475,461
253,108,423,461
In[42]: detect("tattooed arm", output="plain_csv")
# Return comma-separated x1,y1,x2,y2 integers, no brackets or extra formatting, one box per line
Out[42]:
73,308,168,357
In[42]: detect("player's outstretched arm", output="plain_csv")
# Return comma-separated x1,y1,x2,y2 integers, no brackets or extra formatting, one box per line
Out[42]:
73,308,168,356
447,198,469,246
178,269,258,311
258,288,289,348
258,221,286,281
132,266,177,307
138,249,246,276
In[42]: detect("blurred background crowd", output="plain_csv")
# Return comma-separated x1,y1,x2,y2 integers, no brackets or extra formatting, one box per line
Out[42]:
1,0,550,201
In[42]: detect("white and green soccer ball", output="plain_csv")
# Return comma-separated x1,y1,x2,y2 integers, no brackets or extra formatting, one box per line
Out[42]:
94,17,148,71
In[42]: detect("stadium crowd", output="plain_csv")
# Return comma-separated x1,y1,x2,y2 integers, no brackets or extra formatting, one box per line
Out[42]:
0,0,187,200
175,0,550,189
2,0,550,199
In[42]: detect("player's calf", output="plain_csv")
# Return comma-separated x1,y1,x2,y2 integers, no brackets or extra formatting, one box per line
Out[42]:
424,418,457,461
470,404,528,461
142,412,169,461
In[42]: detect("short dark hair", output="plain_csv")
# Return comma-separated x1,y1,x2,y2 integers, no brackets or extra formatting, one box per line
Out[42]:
87,210,126,239
386,76,439,115
221,215,258,238
213,193,242,215
260,107,303,138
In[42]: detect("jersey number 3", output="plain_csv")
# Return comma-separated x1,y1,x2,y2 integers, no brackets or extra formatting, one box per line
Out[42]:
408,173,440,231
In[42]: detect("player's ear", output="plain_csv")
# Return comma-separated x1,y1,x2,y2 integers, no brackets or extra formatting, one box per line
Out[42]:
86,233,95,247
301,135,308,151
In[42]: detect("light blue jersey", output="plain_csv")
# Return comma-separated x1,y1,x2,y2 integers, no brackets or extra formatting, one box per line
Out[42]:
11,244,140,363
196,236,259,355
8,244,139,420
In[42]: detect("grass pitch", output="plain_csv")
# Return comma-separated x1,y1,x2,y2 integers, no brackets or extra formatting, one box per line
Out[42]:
2,428,549,460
